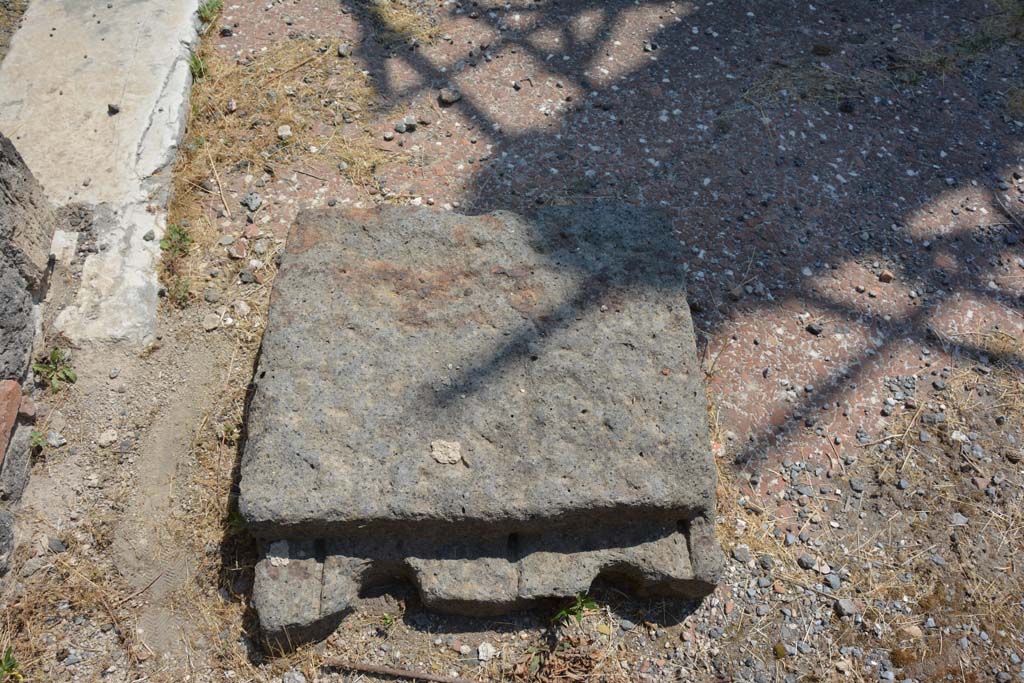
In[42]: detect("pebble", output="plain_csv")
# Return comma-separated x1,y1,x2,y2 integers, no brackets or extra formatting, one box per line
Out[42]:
203,287,222,304
477,642,497,662
731,545,753,564
47,431,67,448
281,670,306,683
277,124,293,141
833,599,858,617
438,87,462,104
240,192,262,212
97,429,117,448
337,42,351,58
48,537,68,553
202,313,221,332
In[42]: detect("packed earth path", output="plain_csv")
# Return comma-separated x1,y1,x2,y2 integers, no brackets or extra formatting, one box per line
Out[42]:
0,1,1023,682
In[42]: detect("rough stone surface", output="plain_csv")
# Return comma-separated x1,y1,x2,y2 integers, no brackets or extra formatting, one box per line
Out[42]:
0,133,55,291
0,423,31,503
0,380,19,469
242,205,721,644
0,261,32,380
240,205,715,538
0,508,12,576
255,517,722,647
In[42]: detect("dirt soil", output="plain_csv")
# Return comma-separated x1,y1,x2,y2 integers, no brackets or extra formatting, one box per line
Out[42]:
2,0,1024,682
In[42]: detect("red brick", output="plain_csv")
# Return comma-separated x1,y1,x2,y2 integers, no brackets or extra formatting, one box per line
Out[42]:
0,380,21,469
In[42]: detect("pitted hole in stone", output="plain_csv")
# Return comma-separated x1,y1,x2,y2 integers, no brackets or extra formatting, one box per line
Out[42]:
355,559,417,600
592,562,654,594
506,532,520,561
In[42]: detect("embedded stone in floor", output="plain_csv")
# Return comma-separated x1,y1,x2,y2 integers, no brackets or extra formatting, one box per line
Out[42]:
239,205,721,645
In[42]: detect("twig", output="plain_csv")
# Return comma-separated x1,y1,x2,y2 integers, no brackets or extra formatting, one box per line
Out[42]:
114,570,165,607
296,168,328,182
270,51,325,83
206,146,232,219
184,179,215,195
321,659,479,683
995,195,1024,231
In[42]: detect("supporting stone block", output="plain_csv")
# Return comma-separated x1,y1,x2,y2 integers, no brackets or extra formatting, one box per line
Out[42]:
241,205,722,646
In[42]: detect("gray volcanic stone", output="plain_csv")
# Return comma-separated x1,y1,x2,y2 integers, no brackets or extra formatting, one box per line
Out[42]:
0,508,13,576
0,423,32,502
255,516,722,648
240,205,715,538
0,133,56,292
0,261,32,380
241,205,721,644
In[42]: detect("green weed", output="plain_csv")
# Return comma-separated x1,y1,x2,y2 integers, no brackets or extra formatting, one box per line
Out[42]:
551,592,597,626
160,223,193,259
167,277,192,308
1,645,22,682
189,52,208,81
197,0,222,24
32,349,77,393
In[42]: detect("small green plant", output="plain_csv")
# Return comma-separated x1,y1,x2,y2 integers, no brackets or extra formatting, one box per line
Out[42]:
32,348,77,393
380,613,396,628
189,52,207,81
197,0,222,23
551,592,597,626
29,429,45,450
160,223,193,259
1,646,23,682
167,277,192,308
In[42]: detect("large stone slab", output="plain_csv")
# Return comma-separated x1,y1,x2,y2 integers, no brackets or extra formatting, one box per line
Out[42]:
241,205,721,642
240,205,715,538
0,0,199,344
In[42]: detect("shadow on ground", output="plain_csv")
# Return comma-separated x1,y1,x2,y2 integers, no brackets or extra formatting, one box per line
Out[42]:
222,0,1024,664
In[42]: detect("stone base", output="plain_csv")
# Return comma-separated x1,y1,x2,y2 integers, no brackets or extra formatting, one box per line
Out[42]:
241,205,722,647
254,517,721,648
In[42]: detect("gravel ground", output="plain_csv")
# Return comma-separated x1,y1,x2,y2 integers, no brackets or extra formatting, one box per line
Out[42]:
2,0,1023,681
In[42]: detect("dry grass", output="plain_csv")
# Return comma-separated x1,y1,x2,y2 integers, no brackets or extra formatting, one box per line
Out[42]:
1009,88,1024,117
0,513,141,680
986,0,1024,42
169,36,398,230
359,0,439,48
743,61,868,109
163,33,408,303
